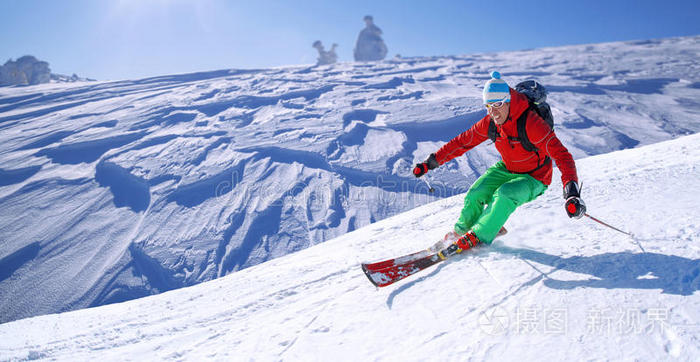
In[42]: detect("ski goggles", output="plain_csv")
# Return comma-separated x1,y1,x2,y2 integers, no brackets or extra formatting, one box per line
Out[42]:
485,95,509,109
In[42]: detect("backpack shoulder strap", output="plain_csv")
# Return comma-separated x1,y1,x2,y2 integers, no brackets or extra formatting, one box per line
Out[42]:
516,107,537,152
487,119,498,142
513,106,552,175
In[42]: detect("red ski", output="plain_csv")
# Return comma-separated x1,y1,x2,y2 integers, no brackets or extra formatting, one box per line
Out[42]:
361,228,507,287
361,251,444,287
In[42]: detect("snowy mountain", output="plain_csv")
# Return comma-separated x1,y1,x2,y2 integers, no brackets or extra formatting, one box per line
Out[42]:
1,35,699,324
1,133,698,360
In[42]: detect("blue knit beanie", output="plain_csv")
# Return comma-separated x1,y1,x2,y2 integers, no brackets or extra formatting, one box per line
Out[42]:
482,71,511,104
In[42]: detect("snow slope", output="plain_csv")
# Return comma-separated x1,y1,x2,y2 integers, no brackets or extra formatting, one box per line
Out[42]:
1,131,698,361
1,35,699,323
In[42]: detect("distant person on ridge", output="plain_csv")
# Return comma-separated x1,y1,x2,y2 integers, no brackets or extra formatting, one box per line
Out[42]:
413,71,586,258
353,15,387,61
312,41,338,66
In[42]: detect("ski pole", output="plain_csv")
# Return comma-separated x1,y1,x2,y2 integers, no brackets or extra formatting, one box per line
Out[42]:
583,212,645,252
423,176,435,193
583,213,632,237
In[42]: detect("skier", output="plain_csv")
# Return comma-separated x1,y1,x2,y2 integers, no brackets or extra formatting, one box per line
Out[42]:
413,71,586,258
353,15,388,61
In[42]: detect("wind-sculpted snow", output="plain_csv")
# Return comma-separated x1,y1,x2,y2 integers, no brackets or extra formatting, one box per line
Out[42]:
0,166,42,186
35,132,148,165
95,161,151,212
0,36,699,323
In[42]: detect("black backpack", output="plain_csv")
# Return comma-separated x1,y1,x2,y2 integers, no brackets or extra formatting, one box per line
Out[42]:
487,80,553,153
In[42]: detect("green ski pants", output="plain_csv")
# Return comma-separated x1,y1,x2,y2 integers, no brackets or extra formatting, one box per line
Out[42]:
454,161,547,243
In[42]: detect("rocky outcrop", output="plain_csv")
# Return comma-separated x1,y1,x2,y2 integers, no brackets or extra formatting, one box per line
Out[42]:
50,73,96,83
0,56,51,86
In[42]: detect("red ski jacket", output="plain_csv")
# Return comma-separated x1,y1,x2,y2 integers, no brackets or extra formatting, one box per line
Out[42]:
434,88,578,187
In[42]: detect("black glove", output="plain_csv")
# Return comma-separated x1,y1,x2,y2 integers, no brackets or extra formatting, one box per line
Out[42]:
413,153,439,178
563,181,586,218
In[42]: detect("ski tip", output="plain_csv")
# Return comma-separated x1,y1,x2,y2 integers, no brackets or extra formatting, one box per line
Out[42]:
360,263,381,287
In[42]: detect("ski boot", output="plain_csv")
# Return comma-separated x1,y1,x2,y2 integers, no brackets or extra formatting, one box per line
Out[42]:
438,231,481,260
428,230,461,253
496,226,508,238
432,227,506,254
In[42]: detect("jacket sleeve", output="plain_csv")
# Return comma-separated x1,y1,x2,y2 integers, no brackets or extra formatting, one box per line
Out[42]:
434,116,490,165
526,114,579,186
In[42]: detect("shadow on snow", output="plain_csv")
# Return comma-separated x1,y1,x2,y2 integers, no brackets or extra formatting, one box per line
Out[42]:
497,246,700,296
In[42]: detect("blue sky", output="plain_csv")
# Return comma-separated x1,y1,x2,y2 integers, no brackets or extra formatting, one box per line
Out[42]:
1,0,698,80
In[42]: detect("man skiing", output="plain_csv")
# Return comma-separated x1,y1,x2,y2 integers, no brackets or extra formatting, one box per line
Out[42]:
413,71,586,258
